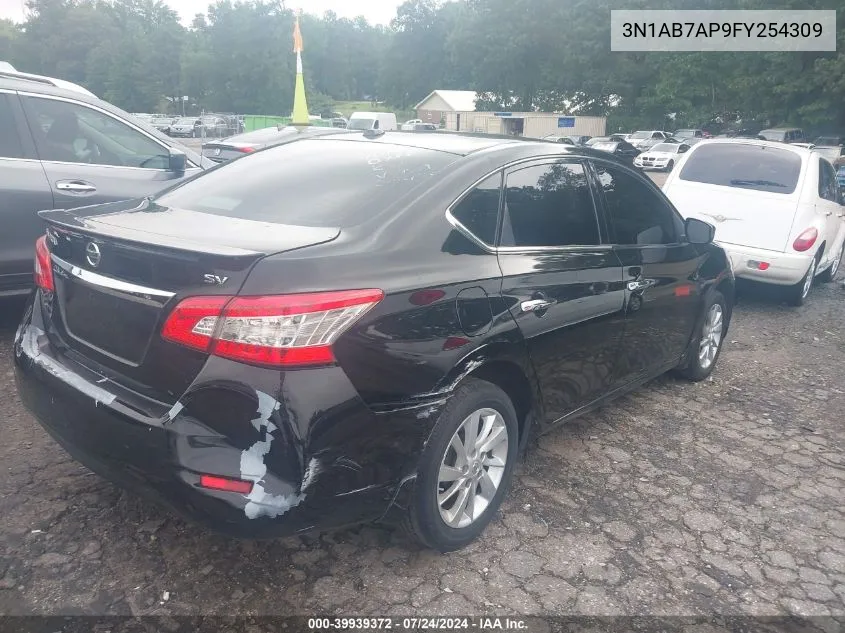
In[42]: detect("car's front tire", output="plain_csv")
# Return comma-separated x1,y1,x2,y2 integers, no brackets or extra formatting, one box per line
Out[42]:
665,160,675,172
675,291,727,382
404,378,518,552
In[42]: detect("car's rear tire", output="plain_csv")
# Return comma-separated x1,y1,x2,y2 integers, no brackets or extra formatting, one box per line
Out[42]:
818,242,843,283
404,378,518,552
675,291,727,382
787,254,818,306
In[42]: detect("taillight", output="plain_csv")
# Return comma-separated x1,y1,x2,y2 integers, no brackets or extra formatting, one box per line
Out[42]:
238,146,256,154
793,228,818,252
34,235,54,291
161,289,384,367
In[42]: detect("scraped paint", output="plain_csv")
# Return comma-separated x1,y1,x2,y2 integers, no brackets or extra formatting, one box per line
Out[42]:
239,391,309,519
19,326,116,406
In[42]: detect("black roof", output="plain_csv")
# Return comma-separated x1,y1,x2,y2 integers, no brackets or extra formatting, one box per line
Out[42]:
316,130,524,156
308,131,635,167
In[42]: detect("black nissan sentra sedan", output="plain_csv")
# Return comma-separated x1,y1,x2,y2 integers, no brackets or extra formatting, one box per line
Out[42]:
14,131,733,551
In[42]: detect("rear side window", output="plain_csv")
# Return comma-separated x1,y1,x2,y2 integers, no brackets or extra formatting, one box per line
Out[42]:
155,140,456,227
819,159,839,202
679,143,802,194
450,172,501,245
500,161,600,248
0,95,24,159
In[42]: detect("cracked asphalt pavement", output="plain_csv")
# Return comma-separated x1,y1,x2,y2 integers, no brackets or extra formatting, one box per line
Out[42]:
1,259,844,621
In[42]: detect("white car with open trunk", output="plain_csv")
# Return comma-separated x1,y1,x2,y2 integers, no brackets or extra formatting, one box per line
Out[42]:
663,139,845,305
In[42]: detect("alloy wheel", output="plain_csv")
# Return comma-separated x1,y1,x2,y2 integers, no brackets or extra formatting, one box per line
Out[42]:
802,258,816,299
831,245,842,278
698,303,723,370
437,407,509,529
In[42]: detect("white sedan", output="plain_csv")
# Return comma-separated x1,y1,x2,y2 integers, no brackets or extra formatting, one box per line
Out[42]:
634,142,691,171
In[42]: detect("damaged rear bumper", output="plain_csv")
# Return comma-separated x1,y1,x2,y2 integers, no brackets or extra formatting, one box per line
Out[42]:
13,294,440,538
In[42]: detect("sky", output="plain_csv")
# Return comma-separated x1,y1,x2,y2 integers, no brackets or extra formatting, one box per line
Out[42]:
0,0,403,25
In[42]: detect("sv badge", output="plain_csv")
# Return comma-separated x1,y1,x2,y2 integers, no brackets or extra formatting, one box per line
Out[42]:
203,274,229,285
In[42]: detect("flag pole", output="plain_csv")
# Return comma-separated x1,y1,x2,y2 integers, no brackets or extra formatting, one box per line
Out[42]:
291,10,310,127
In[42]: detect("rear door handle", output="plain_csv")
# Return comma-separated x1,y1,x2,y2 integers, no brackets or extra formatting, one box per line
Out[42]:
520,299,553,313
627,279,657,291
56,180,97,194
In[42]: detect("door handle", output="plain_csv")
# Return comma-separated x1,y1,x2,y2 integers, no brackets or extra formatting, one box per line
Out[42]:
520,299,553,313
56,180,97,194
824,211,833,217
627,279,656,292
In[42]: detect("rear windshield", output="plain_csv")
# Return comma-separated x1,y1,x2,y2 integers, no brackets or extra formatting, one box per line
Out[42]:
155,139,457,227
679,143,802,194
630,131,650,139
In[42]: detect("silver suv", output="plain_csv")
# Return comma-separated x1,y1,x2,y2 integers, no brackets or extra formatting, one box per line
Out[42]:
0,66,211,296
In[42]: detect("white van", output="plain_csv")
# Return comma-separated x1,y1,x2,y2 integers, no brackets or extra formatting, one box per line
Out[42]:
663,139,845,305
347,112,397,132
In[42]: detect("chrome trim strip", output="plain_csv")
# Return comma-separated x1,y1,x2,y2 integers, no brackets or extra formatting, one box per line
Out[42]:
0,156,40,164
52,255,175,303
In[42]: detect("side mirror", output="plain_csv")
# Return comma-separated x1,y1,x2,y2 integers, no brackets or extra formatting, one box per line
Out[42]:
168,149,187,173
685,217,715,244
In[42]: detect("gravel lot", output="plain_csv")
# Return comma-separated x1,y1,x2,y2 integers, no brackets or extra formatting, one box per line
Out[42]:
1,152,843,623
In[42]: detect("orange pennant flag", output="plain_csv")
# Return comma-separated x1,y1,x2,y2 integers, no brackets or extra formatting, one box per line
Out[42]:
293,15,304,53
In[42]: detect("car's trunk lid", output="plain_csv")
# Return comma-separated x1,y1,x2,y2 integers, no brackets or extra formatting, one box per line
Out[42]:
39,199,340,402
665,181,800,252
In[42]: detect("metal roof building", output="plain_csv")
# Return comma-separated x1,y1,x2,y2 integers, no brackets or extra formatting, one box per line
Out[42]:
414,89,606,139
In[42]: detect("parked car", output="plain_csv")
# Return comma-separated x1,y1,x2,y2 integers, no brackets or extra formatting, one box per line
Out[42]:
634,141,692,171
401,119,423,131
348,112,398,131
759,128,806,144
837,164,845,189
813,144,845,168
673,129,705,139
169,117,202,137
0,69,209,297
663,140,845,305
542,134,576,145
202,125,351,163
15,132,733,551
330,117,348,129
149,115,177,136
169,116,228,138
814,135,845,147
628,130,672,150
586,137,641,165
412,123,438,131
676,137,703,147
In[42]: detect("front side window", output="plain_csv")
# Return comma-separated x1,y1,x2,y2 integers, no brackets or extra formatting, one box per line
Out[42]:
500,161,600,248
23,96,170,169
450,172,502,245
594,164,678,246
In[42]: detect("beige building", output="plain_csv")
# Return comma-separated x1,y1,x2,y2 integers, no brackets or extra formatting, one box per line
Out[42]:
414,90,606,139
